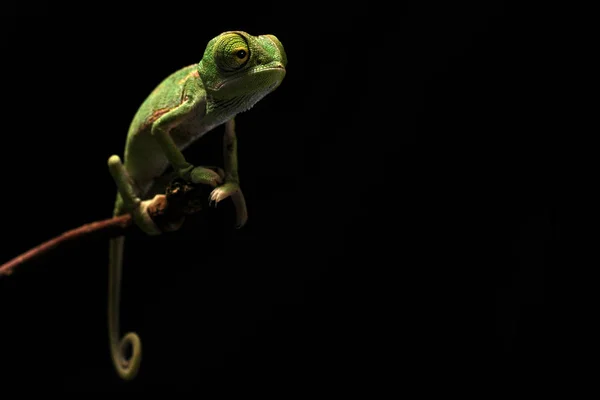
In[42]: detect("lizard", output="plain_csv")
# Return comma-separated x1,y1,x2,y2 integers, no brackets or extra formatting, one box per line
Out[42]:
105,31,287,380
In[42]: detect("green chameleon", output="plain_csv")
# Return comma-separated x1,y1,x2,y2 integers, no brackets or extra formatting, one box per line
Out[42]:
106,31,287,380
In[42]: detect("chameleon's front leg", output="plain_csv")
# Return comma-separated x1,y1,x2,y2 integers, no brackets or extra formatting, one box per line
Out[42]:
210,117,248,228
151,97,223,188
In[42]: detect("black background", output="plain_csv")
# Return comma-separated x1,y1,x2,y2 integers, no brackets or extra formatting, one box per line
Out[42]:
0,0,576,393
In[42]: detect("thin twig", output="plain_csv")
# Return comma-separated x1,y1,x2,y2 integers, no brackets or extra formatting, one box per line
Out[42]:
0,214,133,277
0,178,210,278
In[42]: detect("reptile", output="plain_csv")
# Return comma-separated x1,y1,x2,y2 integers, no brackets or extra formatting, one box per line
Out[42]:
106,31,287,380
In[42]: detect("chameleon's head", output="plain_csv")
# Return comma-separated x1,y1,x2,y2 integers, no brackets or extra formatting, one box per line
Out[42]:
198,31,287,106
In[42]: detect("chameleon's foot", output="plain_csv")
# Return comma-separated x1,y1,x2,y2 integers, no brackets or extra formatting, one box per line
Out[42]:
210,183,248,228
132,199,162,235
181,165,223,187
209,182,240,205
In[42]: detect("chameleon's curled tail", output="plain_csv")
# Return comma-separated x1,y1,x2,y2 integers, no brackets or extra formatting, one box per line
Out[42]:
108,236,142,380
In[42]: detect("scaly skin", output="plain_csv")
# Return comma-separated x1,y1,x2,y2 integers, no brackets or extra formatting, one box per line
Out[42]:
106,31,286,380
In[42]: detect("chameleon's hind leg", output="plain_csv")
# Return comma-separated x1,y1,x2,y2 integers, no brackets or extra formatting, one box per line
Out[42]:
107,155,160,235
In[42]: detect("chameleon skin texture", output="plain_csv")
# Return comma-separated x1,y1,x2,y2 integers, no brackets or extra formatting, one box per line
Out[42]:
107,31,286,380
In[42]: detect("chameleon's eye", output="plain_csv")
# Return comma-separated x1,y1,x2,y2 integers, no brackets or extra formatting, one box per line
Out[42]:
215,33,250,72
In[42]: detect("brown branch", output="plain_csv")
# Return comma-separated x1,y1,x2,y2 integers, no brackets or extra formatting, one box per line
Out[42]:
0,178,209,278
0,214,133,277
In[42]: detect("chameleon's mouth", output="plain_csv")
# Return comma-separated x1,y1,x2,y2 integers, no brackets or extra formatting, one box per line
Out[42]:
247,62,286,74
215,63,286,91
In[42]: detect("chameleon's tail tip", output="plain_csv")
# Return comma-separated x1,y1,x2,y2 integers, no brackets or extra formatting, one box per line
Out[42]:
113,331,142,381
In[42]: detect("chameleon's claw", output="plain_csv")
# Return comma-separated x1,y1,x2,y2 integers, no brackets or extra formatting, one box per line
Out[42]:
208,183,248,228
209,183,238,204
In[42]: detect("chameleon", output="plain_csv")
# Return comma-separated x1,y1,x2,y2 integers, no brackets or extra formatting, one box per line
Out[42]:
105,31,287,380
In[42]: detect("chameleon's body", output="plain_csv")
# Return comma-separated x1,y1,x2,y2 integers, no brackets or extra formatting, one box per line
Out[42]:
107,31,286,380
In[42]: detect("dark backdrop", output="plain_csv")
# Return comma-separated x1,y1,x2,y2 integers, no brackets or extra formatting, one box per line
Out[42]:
0,1,570,393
